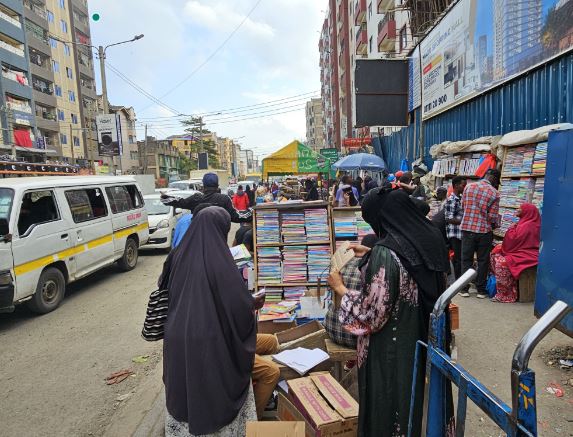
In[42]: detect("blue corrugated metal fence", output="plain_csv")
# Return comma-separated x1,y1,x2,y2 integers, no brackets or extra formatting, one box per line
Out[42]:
380,51,573,172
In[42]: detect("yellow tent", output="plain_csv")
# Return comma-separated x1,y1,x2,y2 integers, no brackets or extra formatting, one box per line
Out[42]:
262,140,329,179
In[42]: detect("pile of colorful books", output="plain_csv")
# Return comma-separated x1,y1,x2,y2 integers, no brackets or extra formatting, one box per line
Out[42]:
282,246,308,283
284,286,307,303
498,207,519,235
502,145,535,175
305,208,329,241
499,178,534,208
256,209,280,243
356,211,374,240
281,211,307,243
258,301,299,322
532,178,545,210
264,288,284,303
334,215,357,238
257,247,282,285
532,142,547,175
307,245,331,282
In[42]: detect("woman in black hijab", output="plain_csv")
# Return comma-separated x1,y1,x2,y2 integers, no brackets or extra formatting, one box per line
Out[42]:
328,187,452,437
163,206,257,437
245,184,255,207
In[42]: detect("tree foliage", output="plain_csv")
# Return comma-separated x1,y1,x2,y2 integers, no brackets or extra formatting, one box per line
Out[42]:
180,117,221,168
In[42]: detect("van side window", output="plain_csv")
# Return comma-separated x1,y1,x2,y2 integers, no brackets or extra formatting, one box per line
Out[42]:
65,188,108,223
106,185,142,213
17,190,60,236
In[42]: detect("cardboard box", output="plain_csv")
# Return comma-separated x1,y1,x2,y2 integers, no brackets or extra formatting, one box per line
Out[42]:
279,373,359,437
449,303,459,330
258,320,297,335
246,421,305,436
277,321,329,352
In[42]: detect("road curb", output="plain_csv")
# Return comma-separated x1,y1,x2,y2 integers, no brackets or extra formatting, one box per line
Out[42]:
133,389,165,437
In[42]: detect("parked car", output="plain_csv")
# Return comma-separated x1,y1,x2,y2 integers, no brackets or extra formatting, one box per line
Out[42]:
142,193,185,251
0,176,149,314
168,179,203,191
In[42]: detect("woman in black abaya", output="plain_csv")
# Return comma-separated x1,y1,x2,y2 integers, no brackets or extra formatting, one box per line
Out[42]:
163,206,257,437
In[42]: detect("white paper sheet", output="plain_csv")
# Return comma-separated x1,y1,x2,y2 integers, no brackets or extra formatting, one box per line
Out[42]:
272,347,330,376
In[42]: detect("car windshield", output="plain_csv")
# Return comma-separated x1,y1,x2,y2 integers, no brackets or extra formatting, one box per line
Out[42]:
168,182,189,190
0,188,14,221
144,198,171,215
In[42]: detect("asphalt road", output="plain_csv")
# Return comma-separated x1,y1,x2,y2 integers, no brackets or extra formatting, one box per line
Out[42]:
0,249,168,437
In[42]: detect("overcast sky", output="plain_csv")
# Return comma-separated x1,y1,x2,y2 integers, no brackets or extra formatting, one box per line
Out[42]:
89,0,327,159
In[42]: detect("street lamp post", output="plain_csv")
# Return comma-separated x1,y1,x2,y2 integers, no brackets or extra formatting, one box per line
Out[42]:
51,34,144,173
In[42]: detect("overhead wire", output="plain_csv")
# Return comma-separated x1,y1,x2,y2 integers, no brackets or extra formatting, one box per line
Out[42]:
138,0,265,113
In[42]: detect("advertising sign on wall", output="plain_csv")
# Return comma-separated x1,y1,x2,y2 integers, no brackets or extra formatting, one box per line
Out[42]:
420,0,573,119
408,46,422,111
96,114,122,156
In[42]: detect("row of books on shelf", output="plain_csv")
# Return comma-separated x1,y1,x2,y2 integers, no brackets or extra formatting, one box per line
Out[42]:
431,154,485,177
255,208,329,243
498,207,520,235
333,212,374,239
258,287,327,321
257,245,331,285
499,177,545,210
503,142,547,176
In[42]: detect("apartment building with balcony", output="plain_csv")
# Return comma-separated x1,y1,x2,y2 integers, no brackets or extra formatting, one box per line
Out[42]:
17,0,97,164
138,136,180,182
0,0,43,160
305,97,325,152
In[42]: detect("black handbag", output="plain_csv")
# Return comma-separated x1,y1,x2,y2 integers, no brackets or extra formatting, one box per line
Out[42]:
141,254,172,341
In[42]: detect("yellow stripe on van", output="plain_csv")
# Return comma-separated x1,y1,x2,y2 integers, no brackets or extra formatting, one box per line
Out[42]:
13,223,148,277
14,254,57,276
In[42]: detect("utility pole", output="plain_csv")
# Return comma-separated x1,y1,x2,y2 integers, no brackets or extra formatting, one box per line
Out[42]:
6,108,15,159
198,116,203,153
98,45,114,174
143,124,148,174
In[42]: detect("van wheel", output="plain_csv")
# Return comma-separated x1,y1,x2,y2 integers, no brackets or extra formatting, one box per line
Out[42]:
118,237,138,271
28,267,66,314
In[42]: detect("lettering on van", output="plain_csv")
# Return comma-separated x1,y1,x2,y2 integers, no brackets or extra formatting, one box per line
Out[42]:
127,212,142,221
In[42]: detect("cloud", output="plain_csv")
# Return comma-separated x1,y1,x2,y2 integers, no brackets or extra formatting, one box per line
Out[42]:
183,1,275,38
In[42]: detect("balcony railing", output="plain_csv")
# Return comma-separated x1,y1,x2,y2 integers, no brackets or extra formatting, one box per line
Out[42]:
378,0,394,13
32,78,53,95
2,68,29,86
24,0,47,20
356,25,368,55
0,10,21,28
0,38,25,57
354,0,367,25
378,12,397,52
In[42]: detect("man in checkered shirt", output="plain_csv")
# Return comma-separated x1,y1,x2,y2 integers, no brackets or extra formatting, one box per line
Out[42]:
460,169,501,298
444,176,467,280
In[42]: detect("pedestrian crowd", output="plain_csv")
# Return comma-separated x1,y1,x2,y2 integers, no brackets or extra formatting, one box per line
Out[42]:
150,165,541,436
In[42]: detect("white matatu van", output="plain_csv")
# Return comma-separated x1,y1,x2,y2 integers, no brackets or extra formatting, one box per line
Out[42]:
0,176,149,314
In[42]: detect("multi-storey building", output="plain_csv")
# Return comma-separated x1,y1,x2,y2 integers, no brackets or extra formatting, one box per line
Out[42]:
305,97,325,152
0,0,40,160
138,136,180,182
109,104,138,173
19,0,97,164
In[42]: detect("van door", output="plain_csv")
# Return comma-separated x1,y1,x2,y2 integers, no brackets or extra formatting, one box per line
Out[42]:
0,188,15,312
61,186,114,279
11,189,74,303
105,184,146,260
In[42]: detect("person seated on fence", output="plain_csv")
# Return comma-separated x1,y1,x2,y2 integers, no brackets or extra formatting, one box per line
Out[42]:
328,188,454,437
163,206,257,437
490,203,541,303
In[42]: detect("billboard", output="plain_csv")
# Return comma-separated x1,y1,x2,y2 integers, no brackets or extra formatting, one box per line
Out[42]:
96,114,122,156
420,0,573,119
355,59,409,127
408,46,422,112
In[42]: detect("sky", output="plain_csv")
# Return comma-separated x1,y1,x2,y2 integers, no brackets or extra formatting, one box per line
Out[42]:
88,0,327,160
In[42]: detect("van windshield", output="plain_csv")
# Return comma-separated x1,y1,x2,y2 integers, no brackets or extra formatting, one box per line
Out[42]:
0,188,14,220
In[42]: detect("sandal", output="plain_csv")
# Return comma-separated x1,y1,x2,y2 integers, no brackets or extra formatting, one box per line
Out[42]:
490,297,501,303
105,369,134,385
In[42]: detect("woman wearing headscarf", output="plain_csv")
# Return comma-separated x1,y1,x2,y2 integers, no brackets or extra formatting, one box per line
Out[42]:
304,179,319,201
328,188,453,437
245,184,255,207
163,206,257,437
490,203,541,303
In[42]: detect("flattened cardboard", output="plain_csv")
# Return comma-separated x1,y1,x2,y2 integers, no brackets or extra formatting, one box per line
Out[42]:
258,320,297,334
310,373,359,419
276,321,329,352
246,421,305,436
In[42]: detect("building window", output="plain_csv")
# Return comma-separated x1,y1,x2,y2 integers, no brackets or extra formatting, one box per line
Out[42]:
49,37,57,48
57,109,64,121
68,90,76,102
47,10,54,23
60,133,67,144
66,67,73,79
52,60,59,73
399,26,407,52
64,44,70,56
60,20,67,33
128,135,134,144
59,0,65,9
71,113,78,124
73,136,80,147
55,85,62,96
